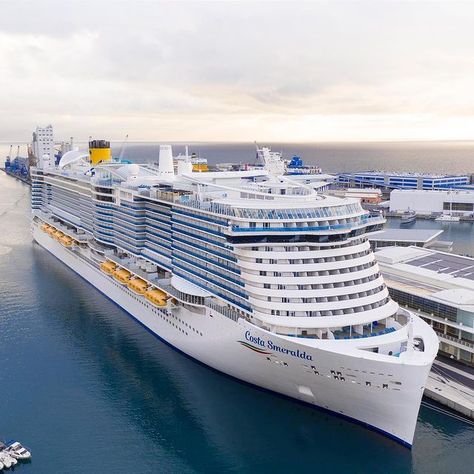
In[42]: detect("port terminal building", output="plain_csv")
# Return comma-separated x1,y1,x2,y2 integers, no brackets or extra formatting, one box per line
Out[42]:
375,246,474,366
369,228,450,251
338,171,470,190
389,189,474,216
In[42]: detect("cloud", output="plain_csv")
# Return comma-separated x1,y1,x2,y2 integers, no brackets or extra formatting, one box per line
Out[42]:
0,1,474,141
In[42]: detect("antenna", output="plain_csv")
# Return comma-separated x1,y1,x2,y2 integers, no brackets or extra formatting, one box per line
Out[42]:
119,134,129,161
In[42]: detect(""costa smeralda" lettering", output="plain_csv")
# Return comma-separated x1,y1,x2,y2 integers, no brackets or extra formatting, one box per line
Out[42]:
244,331,313,361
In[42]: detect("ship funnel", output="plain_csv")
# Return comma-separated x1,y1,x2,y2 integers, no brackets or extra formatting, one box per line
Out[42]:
159,144,174,175
89,139,111,165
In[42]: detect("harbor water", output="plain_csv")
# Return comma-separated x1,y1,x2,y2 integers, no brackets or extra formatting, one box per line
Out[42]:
3,140,474,174
384,217,474,257
1,143,474,473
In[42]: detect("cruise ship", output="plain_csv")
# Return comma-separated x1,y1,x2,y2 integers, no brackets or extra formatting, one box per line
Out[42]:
30,140,438,447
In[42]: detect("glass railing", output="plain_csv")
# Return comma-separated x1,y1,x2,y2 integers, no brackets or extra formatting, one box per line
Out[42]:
205,300,241,322
176,197,365,221
230,216,384,233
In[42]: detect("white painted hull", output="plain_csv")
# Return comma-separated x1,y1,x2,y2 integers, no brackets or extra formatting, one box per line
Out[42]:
33,224,432,447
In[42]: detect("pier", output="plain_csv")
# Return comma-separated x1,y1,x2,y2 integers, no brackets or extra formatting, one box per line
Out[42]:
425,359,474,420
385,210,474,222
0,167,31,185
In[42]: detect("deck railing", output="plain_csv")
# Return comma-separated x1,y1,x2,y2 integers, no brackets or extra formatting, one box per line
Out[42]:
205,300,242,322
229,216,384,233
437,332,474,350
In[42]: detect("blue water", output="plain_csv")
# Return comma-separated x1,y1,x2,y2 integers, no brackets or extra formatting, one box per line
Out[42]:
117,141,474,175
3,140,474,174
1,145,473,473
385,217,474,257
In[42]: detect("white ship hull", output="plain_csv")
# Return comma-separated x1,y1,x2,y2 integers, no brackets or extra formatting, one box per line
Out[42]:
33,223,433,447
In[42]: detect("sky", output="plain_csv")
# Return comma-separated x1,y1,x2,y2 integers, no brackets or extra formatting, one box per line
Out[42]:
1,0,474,143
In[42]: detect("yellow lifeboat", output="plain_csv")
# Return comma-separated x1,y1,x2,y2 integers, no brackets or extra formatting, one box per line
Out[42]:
113,267,132,284
53,230,64,241
145,288,167,307
128,277,148,295
41,223,51,232
46,226,56,236
60,235,73,247
100,260,117,274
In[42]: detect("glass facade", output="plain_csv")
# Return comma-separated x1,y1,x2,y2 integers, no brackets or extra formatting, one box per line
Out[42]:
388,287,457,322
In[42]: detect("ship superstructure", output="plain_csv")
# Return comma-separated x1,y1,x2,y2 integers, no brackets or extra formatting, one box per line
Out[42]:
30,141,438,447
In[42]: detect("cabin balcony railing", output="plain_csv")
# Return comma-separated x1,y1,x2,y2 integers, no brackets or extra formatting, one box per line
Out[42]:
205,300,242,322
229,216,384,233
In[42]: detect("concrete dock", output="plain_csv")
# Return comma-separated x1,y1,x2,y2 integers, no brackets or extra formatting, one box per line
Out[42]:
385,210,474,222
424,359,474,419
0,167,31,185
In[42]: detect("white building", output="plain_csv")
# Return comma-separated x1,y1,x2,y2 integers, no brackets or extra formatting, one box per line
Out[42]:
375,246,474,365
329,187,382,204
339,171,470,190
390,189,474,216
32,125,54,166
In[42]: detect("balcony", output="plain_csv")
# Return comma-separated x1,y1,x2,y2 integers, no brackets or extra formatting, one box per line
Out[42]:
205,300,242,322
228,216,384,234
